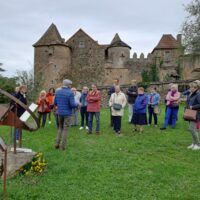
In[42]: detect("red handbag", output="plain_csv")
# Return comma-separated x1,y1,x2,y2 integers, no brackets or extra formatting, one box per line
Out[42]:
183,109,197,121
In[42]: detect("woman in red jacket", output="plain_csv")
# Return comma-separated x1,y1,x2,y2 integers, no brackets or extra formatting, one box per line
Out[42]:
36,90,50,128
46,88,55,124
87,84,101,135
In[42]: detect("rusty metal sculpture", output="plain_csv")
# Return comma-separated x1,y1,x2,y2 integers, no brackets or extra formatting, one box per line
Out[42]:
0,88,39,154
0,88,39,195
0,137,7,195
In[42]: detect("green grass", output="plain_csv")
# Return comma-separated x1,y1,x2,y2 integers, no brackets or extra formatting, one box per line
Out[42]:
0,105,200,200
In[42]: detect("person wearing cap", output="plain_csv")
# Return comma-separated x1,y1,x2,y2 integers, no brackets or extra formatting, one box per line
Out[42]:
87,84,101,135
54,79,77,150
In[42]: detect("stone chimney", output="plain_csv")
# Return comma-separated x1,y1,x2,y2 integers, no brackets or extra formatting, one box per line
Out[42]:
177,34,182,45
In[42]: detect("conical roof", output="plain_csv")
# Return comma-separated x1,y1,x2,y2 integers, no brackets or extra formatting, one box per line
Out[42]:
33,23,64,47
107,33,131,49
152,34,179,52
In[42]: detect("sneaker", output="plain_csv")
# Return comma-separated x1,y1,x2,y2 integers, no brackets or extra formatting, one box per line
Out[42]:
87,130,92,134
154,125,157,128
79,126,84,130
85,126,89,130
48,121,51,124
16,140,19,144
160,127,166,130
55,144,59,149
192,145,200,150
187,144,194,149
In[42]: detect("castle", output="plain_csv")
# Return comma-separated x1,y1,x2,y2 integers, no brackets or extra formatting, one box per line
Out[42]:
33,24,200,89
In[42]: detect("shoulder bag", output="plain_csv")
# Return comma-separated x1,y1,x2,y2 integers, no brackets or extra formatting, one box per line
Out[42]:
113,94,122,111
183,109,197,121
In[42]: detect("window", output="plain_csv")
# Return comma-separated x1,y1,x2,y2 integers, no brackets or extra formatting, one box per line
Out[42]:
79,41,85,48
164,51,171,63
120,53,125,58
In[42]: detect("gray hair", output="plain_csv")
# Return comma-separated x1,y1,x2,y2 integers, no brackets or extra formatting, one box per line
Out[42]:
63,79,72,87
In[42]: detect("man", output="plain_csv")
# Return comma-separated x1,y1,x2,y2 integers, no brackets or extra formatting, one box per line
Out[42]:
54,79,77,150
87,84,101,135
126,80,138,123
108,78,120,126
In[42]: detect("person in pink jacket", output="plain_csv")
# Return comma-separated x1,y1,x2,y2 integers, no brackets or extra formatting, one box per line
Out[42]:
87,84,101,135
160,84,181,130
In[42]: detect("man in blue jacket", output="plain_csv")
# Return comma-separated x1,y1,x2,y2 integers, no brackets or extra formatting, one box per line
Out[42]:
54,79,77,150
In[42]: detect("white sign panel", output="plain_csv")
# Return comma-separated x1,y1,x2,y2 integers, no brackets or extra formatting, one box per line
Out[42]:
20,103,38,122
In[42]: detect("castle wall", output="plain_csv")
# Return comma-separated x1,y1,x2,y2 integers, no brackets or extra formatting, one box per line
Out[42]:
34,45,71,90
107,47,130,67
181,55,200,80
66,32,106,87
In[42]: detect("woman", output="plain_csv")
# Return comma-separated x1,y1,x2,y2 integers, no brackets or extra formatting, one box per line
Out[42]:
160,84,180,130
36,90,50,128
79,86,89,130
131,87,148,133
186,81,200,150
109,85,127,135
71,87,81,126
147,86,160,127
46,88,55,124
12,85,27,142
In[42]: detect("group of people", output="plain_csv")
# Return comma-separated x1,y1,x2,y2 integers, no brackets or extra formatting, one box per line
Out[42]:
12,78,200,151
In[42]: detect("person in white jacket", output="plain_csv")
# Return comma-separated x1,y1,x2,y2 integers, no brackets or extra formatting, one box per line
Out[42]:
109,86,127,135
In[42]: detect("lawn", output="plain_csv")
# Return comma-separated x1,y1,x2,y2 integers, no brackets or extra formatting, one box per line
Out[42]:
0,105,200,200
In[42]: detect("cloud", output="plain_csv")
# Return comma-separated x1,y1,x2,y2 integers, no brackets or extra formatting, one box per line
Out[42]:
0,0,191,77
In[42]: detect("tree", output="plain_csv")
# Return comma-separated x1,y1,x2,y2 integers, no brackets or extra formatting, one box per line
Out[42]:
0,63,5,72
0,63,17,103
141,64,159,83
182,0,200,54
16,69,43,102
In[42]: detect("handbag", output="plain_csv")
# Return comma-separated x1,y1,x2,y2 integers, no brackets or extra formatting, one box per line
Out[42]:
113,103,122,110
112,94,122,110
183,109,197,121
154,105,161,115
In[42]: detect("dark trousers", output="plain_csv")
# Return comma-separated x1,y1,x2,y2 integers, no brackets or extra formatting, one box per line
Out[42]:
38,112,47,128
113,116,122,133
80,106,89,127
148,106,157,125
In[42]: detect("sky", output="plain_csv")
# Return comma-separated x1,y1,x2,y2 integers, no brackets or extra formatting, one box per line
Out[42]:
0,0,191,77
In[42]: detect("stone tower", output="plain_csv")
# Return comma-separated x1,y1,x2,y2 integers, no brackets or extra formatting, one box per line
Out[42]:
151,34,183,81
107,33,131,67
33,23,71,89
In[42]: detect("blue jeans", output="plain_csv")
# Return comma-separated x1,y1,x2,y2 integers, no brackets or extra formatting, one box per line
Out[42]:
164,106,179,128
88,112,100,132
15,128,20,140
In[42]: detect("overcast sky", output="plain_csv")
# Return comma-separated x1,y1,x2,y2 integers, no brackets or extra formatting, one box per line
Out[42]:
0,0,191,77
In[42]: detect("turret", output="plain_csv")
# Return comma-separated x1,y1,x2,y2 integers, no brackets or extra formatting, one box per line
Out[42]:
33,23,71,89
107,33,131,67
